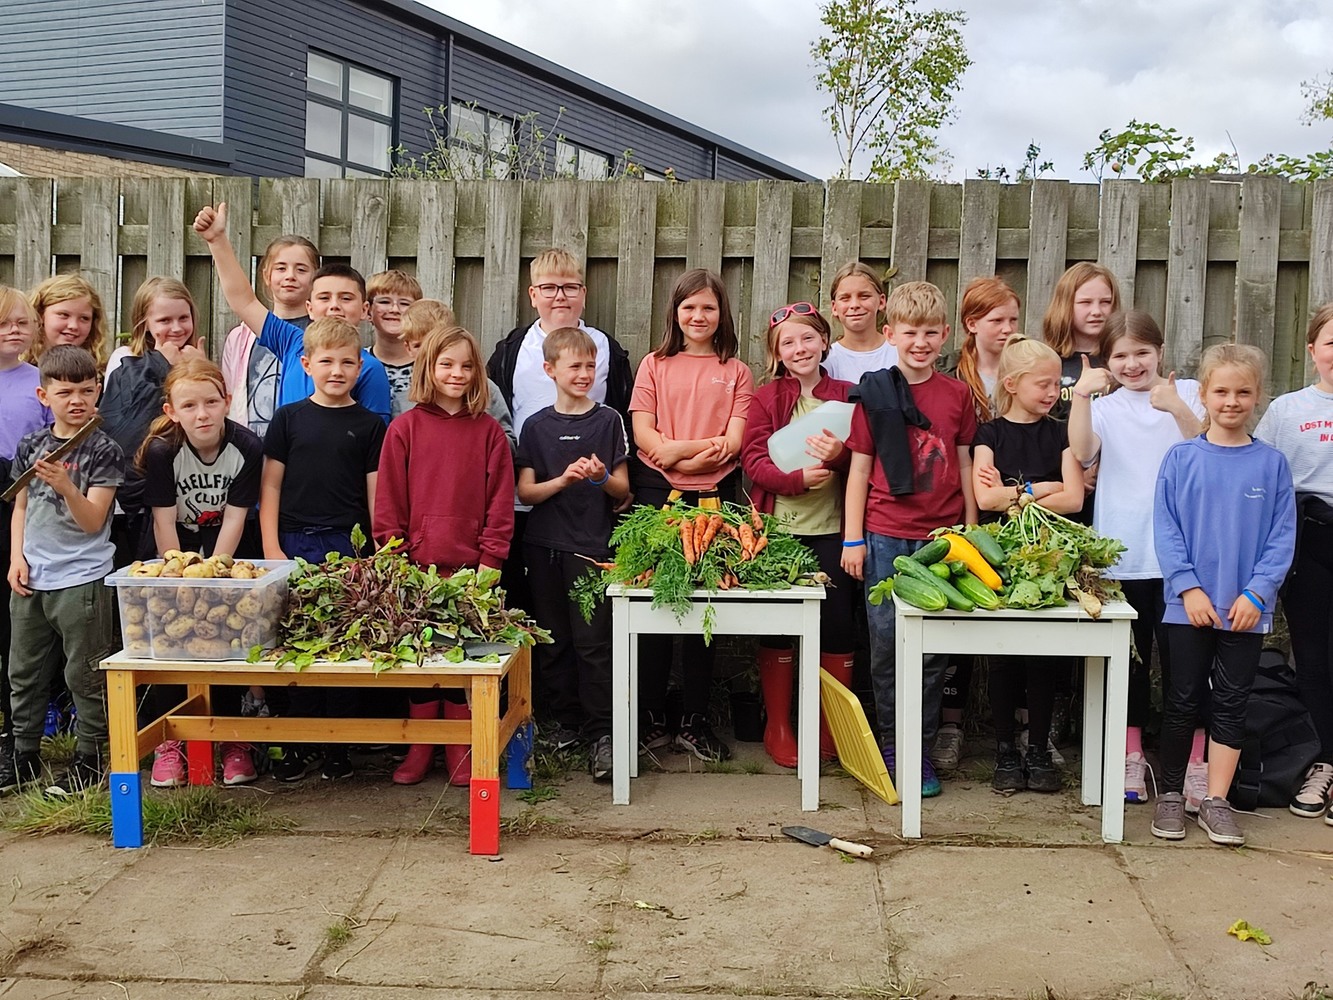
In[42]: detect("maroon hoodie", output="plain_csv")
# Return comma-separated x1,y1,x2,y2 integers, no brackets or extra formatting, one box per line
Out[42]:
374,402,515,571
740,370,853,514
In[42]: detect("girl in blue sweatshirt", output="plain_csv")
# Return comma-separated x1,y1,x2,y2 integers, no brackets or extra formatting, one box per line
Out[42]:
1152,344,1296,846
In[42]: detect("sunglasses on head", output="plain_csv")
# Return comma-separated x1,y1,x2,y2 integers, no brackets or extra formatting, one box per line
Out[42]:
769,302,818,328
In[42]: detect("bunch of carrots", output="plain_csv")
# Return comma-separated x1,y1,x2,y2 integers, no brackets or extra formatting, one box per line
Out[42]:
672,507,769,586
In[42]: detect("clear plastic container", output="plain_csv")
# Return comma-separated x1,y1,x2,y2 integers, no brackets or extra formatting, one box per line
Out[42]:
766,400,856,473
105,559,297,660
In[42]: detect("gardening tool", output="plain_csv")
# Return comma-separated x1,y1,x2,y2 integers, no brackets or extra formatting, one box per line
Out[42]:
781,825,874,858
2,414,103,502
819,666,898,805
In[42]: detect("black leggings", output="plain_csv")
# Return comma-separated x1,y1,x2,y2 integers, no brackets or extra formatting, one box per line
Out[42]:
1282,519,1333,760
988,656,1058,748
1119,578,1174,730
800,534,856,653
1161,624,1261,793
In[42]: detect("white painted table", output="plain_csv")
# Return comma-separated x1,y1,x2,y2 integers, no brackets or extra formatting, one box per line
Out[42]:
893,598,1136,843
609,584,826,810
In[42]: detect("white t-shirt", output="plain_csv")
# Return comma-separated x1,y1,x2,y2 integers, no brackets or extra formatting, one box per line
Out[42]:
823,340,899,386
1090,379,1204,579
1255,384,1333,501
103,345,133,383
510,319,611,436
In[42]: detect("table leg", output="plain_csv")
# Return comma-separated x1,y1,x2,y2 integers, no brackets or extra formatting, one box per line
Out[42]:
629,623,640,780
1081,655,1105,806
1101,625,1130,843
106,669,143,849
612,596,631,805
185,682,213,786
470,675,501,856
798,598,820,811
897,609,924,839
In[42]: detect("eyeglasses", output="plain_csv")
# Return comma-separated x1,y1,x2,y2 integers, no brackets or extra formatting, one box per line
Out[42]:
534,282,585,298
371,297,415,310
769,302,818,328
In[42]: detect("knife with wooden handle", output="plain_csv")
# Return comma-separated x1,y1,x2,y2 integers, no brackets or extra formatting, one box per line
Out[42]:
782,825,874,857
1,414,104,503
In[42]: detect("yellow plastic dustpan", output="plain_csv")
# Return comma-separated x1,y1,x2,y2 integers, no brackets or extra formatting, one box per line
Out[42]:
820,667,898,805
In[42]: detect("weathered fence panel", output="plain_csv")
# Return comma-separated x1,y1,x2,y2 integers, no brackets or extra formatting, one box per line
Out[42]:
2,175,1333,391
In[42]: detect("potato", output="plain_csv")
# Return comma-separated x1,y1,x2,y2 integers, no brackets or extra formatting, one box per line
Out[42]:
127,639,151,656
187,637,232,658
206,604,230,625
124,604,145,625
147,595,172,616
161,559,184,578
164,616,194,639
162,549,186,561
176,587,195,612
192,597,210,619
183,562,215,579
180,552,203,567
229,565,252,580
211,553,234,569
193,620,220,639
124,623,146,641
225,612,246,631
240,621,270,647
236,593,263,619
158,607,178,624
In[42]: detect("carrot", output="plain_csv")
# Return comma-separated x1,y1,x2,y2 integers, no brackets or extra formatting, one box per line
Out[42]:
681,521,695,565
694,514,709,556
739,523,755,559
699,513,723,555
750,506,764,532
721,524,741,541
717,574,731,590
751,535,770,559
576,554,617,570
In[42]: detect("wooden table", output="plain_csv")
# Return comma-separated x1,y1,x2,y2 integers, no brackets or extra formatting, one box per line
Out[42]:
608,584,826,810
101,646,532,855
893,598,1136,843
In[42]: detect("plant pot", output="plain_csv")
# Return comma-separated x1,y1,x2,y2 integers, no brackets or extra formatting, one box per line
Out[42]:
729,690,765,742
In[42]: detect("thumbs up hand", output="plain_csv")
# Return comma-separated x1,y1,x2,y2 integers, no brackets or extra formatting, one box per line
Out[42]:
1073,353,1112,399
1150,371,1182,413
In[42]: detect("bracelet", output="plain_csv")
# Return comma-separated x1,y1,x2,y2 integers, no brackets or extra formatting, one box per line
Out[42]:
1241,589,1266,611
1072,389,1093,399
590,471,609,486
1024,481,1034,495
842,539,866,548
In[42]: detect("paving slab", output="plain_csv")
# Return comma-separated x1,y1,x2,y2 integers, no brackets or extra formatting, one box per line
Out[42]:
11,835,393,986
322,837,619,991
885,845,1193,999
1125,844,1333,1000
600,839,892,994
0,980,280,999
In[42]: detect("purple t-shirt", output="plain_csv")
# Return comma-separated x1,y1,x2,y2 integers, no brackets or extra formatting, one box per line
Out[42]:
1,363,52,463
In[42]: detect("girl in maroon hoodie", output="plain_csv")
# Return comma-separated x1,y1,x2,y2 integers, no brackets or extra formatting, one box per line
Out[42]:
740,303,855,769
374,325,515,786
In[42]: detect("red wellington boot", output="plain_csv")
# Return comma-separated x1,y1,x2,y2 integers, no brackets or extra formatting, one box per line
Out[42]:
442,700,473,787
758,644,798,769
392,700,441,785
819,652,855,761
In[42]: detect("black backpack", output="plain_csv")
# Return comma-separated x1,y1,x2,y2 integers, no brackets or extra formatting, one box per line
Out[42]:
99,351,172,513
1228,648,1321,810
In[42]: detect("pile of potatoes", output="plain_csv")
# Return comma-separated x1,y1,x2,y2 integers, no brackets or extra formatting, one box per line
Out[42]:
118,551,283,659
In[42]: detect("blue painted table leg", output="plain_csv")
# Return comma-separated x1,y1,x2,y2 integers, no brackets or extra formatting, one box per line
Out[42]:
110,771,143,848
505,722,533,790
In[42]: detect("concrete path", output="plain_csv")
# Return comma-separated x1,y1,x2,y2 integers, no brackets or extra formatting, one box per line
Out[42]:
2,740,1331,1000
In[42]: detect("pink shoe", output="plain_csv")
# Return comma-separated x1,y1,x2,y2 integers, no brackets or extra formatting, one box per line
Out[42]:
221,743,258,786
150,740,187,787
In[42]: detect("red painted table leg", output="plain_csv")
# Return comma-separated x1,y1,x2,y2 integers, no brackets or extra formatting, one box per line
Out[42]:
470,777,500,855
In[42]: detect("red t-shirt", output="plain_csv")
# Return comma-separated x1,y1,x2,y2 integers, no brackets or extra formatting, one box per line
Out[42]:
847,371,977,540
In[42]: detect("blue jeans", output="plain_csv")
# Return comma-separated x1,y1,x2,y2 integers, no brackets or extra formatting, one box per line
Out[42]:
864,532,948,750
279,528,357,564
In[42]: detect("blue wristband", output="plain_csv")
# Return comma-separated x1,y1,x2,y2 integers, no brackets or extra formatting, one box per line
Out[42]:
842,539,866,548
589,471,609,486
1241,589,1265,611
1024,482,1034,495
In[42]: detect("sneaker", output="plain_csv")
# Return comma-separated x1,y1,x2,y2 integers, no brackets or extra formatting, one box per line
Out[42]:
1,750,41,794
993,742,1025,792
1326,801,1333,827
1183,761,1208,814
930,724,964,771
1025,745,1063,793
1124,751,1151,804
221,743,258,786
589,734,613,783
321,749,353,781
921,754,942,798
539,722,584,752
674,714,731,763
272,746,323,783
1151,792,1187,840
150,740,187,788
638,713,673,755
47,752,103,797
881,744,896,779
1197,796,1245,846
1289,762,1333,818
1047,738,1065,768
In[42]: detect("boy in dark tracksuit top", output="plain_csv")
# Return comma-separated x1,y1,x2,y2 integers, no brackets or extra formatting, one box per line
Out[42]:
515,327,630,781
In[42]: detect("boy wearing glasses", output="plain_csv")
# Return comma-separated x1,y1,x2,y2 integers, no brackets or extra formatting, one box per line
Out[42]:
367,269,423,420
487,248,634,751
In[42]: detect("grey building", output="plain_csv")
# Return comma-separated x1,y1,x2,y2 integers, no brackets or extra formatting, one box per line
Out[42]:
0,0,813,181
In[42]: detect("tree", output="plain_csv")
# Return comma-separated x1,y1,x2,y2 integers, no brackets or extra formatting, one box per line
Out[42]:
975,142,1055,182
811,0,970,181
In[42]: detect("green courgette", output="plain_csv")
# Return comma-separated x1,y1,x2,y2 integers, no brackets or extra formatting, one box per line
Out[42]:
891,573,948,611
929,563,952,580
893,555,974,612
954,571,1003,610
911,537,951,565
964,526,1006,568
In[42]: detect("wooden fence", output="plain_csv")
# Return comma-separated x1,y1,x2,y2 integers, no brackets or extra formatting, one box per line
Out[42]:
2,175,1332,393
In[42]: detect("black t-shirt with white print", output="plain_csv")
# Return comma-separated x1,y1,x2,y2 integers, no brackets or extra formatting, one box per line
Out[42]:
142,419,263,543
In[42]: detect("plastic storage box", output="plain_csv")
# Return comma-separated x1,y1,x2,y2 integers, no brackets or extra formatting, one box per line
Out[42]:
106,559,297,660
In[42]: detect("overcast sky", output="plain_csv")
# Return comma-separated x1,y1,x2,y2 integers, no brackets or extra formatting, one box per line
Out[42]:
420,0,1333,181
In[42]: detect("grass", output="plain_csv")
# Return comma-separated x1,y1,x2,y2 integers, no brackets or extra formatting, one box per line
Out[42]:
739,758,768,774
323,918,354,953
517,784,560,805
1294,985,1333,1000
586,932,614,952
5,784,294,845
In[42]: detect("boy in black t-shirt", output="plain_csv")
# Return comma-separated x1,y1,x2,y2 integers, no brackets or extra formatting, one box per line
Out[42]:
516,328,629,781
259,318,386,783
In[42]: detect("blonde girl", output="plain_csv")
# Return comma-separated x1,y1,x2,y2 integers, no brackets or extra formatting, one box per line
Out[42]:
221,235,320,436
629,268,754,763
1152,345,1295,846
1041,262,1121,417
824,261,896,383
135,359,266,788
950,277,1021,423
1067,310,1205,806
27,275,109,369
740,302,854,768
1255,306,1333,820
105,277,201,379
374,326,514,787
972,337,1084,794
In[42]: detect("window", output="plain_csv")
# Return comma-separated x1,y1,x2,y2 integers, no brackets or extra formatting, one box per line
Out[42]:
449,102,513,178
304,52,395,177
556,140,609,180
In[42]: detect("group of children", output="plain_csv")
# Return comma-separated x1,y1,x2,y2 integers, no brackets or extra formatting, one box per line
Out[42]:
1,217,1329,850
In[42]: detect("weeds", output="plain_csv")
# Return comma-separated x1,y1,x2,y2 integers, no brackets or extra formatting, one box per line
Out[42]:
587,932,614,952
739,758,768,775
323,918,354,953
517,784,560,805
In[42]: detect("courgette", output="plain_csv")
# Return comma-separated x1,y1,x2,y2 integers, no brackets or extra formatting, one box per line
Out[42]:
891,572,948,611
893,555,974,612
947,560,969,577
911,537,951,565
942,533,1004,590
964,526,1006,568
954,571,1003,610
929,563,953,580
